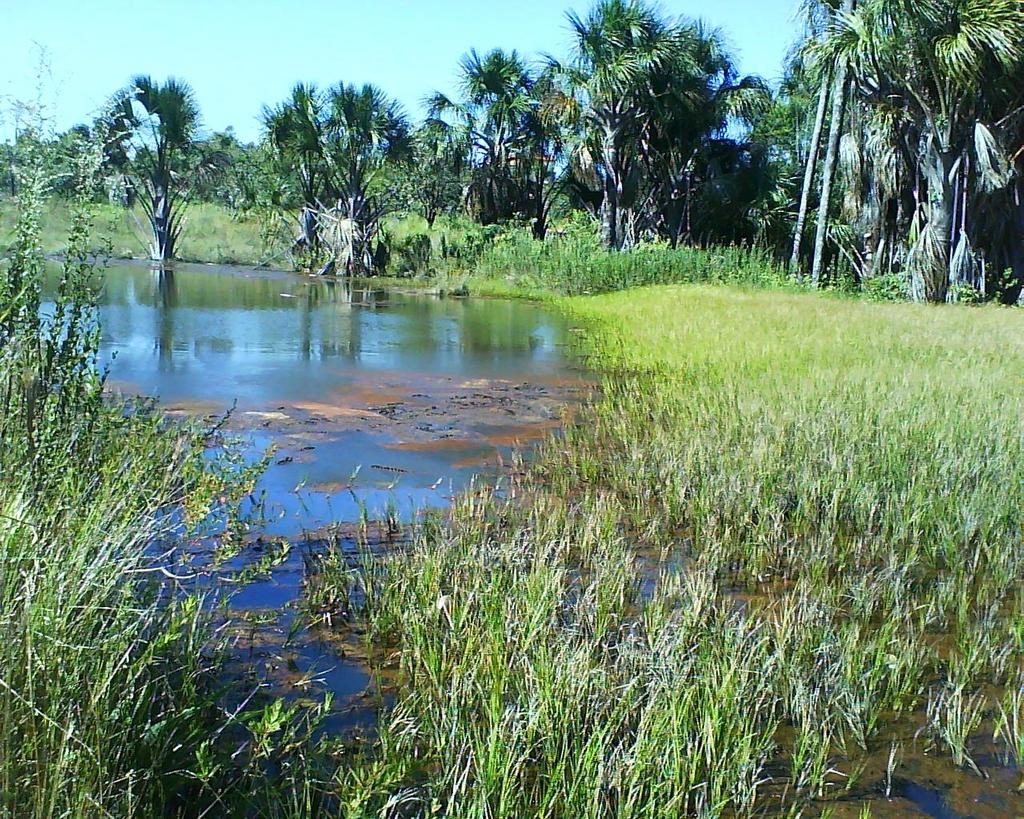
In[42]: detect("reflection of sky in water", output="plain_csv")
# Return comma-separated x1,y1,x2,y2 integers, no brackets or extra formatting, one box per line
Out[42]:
245,430,493,537
46,263,572,407
43,262,577,528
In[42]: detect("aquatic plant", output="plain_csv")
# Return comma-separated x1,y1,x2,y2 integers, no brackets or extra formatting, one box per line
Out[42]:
0,128,311,816
317,281,1024,815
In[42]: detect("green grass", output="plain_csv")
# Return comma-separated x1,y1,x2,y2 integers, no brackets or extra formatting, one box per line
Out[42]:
318,285,1024,815
471,227,793,295
8,163,1024,814
0,197,290,266
0,156,322,816
382,216,797,300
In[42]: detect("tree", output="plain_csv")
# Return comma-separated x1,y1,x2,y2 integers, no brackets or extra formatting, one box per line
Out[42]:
263,83,327,254
823,0,1024,301
790,58,833,274
429,49,534,226
409,121,467,228
264,83,411,274
107,76,204,262
810,0,855,288
519,69,570,240
553,3,769,249
556,0,683,250
430,49,567,239
638,22,770,247
190,128,254,211
320,83,411,274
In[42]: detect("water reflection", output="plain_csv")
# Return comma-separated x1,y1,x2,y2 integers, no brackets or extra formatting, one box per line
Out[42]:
41,261,585,717
46,262,572,407
155,268,177,365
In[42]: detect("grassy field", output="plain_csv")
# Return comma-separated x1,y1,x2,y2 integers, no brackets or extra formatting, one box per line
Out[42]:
0,197,290,266
322,286,1024,816
0,171,324,816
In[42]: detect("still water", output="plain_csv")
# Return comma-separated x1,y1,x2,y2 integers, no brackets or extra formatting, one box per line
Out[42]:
91,262,571,404
53,261,586,533
44,260,587,727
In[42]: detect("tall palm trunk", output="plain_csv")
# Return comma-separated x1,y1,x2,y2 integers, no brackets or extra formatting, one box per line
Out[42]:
811,0,855,288
297,205,318,251
790,63,832,276
600,125,622,250
150,185,174,262
1009,177,1024,303
599,112,635,252
922,148,957,303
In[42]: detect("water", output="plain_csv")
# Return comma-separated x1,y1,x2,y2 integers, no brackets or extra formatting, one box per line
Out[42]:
90,263,570,404
48,261,586,529
40,262,1023,811
44,260,587,723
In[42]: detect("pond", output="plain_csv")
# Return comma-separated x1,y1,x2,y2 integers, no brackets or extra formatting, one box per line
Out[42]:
68,261,587,527
45,260,589,727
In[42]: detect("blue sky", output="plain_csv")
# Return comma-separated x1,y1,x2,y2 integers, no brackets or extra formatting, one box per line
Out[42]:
1,0,803,143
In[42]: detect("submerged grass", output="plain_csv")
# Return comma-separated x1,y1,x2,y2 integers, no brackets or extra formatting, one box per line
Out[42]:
317,285,1024,816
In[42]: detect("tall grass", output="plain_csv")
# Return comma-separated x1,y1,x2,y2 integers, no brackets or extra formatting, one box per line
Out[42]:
380,217,795,297
471,227,792,295
0,196,289,266
0,137,322,816
342,492,780,817
322,284,1024,815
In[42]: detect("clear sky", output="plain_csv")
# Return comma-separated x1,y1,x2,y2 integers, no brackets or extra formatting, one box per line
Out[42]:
0,0,803,143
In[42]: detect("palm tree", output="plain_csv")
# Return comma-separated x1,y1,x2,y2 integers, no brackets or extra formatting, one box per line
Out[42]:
521,68,569,240
321,83,411,275
263,83,410,274
429,49,535,226
974,104,1024,302
810,0,856,287
108,76,202,261
262,83,326,253
823,0,1024,301
410,121,468,228
789,71,830,277
789,1,842,275
556,0,684,250
430,49,566,238
638,21,770,247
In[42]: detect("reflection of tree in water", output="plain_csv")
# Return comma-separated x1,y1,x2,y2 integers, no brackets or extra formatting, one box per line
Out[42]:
136,268,561,378
394,295,441,354
154,268,177,366
297,277,371,362
385,296,560,366
458,301,548,356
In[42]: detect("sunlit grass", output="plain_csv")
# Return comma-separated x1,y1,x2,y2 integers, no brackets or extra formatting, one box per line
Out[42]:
0,197,288,266
326,284,1024,815
0,157,319,815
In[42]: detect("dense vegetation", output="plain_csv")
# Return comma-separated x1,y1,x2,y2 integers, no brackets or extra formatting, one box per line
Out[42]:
3,0,1024,816
3,0,1022,303
0,130,333,818
330,286,1024,815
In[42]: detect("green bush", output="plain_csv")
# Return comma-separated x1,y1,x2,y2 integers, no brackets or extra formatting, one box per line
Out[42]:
469,224,794,296
388,231,434,275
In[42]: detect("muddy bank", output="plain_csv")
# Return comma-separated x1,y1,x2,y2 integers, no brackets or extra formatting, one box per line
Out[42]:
60,262,592,756
179,369,591,742
154,370,590,513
